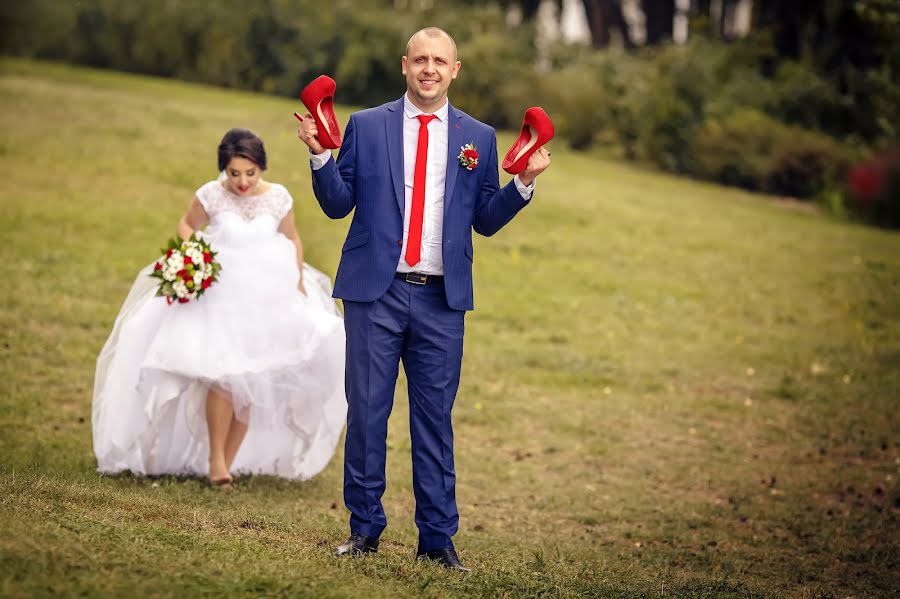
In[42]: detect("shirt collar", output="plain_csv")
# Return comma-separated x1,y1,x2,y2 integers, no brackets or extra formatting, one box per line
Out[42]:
403,93,449,122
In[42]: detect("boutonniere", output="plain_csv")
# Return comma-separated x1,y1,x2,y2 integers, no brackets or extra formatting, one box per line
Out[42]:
458,143,479,171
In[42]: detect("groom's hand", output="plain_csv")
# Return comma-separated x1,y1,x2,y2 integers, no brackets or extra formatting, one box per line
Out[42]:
296,112,326,155
518,146,551,187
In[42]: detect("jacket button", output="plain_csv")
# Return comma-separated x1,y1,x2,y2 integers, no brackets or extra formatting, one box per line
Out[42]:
397,240,402,247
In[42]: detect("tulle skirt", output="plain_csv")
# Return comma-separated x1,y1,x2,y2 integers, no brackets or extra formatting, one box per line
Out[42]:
92,230,346,480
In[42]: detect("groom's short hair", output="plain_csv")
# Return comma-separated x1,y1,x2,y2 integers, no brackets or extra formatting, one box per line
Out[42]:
405,27,458,61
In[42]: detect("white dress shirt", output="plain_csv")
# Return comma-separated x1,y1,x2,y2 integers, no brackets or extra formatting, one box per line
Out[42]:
310,94,535,275
397,95,449,274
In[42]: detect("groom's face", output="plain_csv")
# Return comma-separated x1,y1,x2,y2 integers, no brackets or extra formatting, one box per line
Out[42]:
402,34,461,112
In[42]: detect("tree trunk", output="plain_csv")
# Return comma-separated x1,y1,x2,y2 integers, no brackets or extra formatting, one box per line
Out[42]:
520,0,543,20
582,0,634,48
609,0,635,48
643,0,674,45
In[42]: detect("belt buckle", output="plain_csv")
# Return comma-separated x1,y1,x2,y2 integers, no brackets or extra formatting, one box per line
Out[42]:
405,272,428,285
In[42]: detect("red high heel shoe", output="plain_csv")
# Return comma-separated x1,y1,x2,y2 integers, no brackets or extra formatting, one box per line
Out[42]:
502,107,555,175
299,75,342,149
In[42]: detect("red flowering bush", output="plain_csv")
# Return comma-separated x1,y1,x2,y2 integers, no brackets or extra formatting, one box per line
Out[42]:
846,149,900,229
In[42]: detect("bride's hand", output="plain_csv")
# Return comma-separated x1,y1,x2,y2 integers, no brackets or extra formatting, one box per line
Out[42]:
298,280,307,296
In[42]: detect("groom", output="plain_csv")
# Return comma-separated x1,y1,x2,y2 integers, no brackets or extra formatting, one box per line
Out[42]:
298,26,550,571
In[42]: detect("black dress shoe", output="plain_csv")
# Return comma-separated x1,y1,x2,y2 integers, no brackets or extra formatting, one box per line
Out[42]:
416,548,471,572
335,533,379,556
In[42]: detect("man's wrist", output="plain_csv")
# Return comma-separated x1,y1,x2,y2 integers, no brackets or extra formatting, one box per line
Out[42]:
309,148,332,170
514,174,536,199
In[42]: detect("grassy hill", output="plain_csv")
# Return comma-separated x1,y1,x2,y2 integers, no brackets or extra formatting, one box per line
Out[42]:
1,58,898,597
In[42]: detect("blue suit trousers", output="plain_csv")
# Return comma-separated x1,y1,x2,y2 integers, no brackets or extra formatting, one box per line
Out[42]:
342,278,465,551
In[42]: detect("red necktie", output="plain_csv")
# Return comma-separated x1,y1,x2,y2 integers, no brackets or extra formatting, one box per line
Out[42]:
405,114,437,267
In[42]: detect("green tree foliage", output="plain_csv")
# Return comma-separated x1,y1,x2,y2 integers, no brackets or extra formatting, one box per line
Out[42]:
2,0,897,206
752,0,900,142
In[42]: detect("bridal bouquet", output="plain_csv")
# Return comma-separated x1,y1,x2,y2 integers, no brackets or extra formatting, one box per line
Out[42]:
150,234,221,304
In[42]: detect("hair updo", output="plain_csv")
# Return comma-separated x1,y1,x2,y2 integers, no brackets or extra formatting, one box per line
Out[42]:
217,128,267,171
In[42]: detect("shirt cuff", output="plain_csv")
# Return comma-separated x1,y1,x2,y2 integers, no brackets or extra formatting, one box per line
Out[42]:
309,149,332,171
514,175,535,200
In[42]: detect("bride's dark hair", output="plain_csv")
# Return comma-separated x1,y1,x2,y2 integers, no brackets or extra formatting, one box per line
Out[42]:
218,128,267,171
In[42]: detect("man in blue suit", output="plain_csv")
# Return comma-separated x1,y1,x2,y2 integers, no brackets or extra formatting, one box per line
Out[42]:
297,26,550,571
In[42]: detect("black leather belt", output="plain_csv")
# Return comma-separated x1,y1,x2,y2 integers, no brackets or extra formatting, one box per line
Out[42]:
395,272,444,285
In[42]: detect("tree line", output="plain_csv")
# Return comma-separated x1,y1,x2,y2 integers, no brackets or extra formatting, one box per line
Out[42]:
2,0,898,224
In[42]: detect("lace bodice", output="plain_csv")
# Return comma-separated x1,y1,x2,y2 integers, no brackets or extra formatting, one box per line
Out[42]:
195,179,293,222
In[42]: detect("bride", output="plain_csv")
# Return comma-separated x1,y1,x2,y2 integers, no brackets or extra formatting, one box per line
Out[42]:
92,128,346,487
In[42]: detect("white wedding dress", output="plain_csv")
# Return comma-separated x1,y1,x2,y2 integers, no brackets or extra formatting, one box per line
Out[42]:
92,178,346,480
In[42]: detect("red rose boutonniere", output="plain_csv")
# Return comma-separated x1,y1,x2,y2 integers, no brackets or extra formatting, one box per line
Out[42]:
458,143,479,171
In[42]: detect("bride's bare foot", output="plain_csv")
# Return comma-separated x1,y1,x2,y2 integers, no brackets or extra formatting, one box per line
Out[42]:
209,476,234,491
209,461,233,489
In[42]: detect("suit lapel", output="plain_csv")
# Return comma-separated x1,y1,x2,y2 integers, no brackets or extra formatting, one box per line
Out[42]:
444,104,464,216
385,98,406,216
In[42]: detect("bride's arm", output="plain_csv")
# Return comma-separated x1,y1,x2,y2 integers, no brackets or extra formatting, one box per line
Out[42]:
278,209,307,295
177,197,210,240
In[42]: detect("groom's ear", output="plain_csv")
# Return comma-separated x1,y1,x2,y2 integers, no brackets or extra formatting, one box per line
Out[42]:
401,56,408,76
451,61,461,79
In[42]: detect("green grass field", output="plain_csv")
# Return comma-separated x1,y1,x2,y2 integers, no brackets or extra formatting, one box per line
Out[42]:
1,58,898,597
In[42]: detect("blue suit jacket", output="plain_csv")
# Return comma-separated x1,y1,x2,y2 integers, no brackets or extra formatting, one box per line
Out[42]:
312,97,530,311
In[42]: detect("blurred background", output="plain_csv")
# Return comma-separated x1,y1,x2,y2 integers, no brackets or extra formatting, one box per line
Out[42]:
1,3,899,595
2,0,898,228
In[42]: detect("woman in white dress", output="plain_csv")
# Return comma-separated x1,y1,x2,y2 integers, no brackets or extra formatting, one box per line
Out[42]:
92,128,346,487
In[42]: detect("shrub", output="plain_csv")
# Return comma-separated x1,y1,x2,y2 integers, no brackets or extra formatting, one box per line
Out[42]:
765,61,848,135
636,41,720,173
692,109,850,198
532,68,609,150
585,50,651,158
705,68,777,121
692,109,783,190
766,129,851,198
